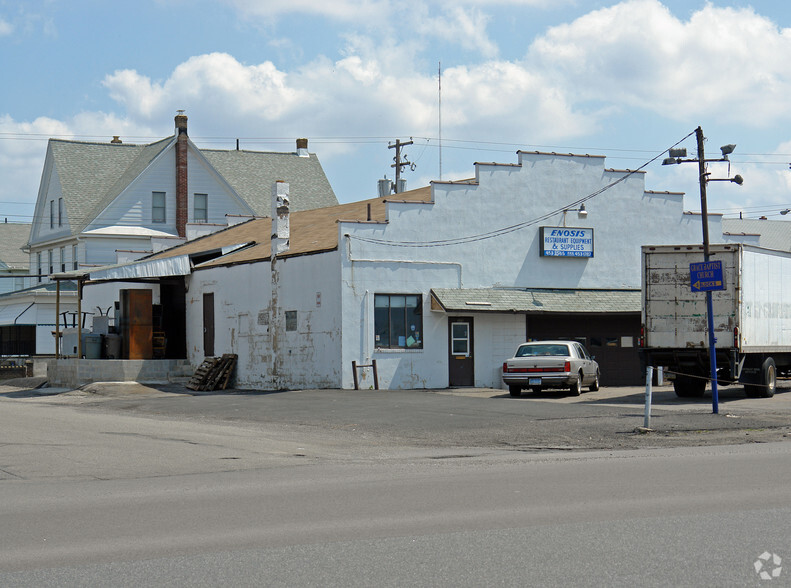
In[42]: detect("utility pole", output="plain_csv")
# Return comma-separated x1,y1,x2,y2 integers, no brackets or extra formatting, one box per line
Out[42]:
695,126,720,414
389,138,414,194
662,126,743,414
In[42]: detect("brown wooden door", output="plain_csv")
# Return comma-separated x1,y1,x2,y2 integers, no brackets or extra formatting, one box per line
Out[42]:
126,289,152,360
203,293,215,357
448,317,474,386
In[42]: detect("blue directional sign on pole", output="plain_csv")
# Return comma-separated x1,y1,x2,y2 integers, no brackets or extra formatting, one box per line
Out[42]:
689,260,725,292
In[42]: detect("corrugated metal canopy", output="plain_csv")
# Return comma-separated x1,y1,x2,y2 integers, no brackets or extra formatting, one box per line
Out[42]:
430,288,640,314
86,255,192,282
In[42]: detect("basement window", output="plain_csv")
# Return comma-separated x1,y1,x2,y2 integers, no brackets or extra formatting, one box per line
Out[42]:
374,294,423,349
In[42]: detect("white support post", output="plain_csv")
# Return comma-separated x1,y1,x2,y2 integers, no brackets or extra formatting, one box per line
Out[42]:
644,366,654,429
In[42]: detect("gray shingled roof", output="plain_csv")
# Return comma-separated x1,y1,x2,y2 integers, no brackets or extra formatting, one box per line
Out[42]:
430,288,640,314
0,223,32,269
44,136,338,241
49,139,163,236
721,218,791,251
202,149,337,215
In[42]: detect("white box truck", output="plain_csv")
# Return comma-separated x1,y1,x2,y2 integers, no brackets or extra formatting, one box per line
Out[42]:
640,243,791,398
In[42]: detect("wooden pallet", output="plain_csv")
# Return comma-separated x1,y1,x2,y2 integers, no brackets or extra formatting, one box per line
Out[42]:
186,354,237,391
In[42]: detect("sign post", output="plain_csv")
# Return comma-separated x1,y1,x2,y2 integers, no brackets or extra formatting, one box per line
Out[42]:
690,256,725,414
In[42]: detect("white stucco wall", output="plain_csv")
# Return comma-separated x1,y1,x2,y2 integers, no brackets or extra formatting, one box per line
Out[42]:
81,282,161,334
185,251,342,389
338,151,710,389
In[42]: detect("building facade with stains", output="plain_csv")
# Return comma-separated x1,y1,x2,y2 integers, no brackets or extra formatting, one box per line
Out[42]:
88,148,725,389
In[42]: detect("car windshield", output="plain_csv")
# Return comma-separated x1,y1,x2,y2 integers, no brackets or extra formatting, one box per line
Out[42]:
516,344,570,357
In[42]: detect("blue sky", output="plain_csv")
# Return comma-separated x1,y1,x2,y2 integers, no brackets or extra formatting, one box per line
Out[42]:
2,0,791,226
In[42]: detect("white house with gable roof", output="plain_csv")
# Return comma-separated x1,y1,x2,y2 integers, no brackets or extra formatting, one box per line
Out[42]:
17,113,337,355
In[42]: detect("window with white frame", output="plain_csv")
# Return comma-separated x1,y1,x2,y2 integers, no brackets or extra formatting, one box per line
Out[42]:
374,294,423,349
48,249,53,274
72,244,78,270
152,191,166,223
36,252,42,282
60,247,65,272
194,193,208,223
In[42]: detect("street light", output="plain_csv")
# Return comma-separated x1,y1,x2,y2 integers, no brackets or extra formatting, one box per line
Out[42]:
662,126,743,414
561,203,587,226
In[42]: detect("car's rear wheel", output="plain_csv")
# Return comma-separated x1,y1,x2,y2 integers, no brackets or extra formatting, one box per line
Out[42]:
569,374,582,396
509,385,522,397
589,371,600,392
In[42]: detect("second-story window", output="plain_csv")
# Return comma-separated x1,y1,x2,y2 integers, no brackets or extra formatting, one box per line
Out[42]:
72,244,78,271
152,191,166,223
58,198,64,227
49,200,54,229
60,247,65,272
37,252,42,283
48,249,53,274
194,193,208,223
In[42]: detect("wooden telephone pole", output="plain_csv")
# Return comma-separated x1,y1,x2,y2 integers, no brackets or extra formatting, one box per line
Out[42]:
389,138,414,194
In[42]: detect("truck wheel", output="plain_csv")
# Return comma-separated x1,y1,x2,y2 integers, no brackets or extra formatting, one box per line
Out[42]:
746,358,776,398
673,374,706,398
509,385,522,397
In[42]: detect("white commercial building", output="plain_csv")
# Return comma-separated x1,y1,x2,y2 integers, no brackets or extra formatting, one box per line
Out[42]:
95,149,716,389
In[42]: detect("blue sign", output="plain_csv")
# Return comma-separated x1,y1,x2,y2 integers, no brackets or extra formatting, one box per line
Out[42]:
690,260,725,292
540,227,594,258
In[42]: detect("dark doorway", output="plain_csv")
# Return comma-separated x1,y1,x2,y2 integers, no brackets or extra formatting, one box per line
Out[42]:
203,292,215,357
448,317,474,386
160,278,187,359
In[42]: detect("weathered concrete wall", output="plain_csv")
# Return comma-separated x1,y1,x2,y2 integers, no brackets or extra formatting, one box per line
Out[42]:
186,250,342,390
48,358,192,388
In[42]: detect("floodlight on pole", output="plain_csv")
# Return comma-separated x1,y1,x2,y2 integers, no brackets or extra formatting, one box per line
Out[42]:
665,126,743,415
720,144,736,156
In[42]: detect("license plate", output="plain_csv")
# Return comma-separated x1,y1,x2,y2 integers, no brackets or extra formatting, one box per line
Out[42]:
529,378,542,386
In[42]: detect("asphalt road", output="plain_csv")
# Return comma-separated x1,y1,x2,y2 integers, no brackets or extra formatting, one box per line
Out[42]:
1,380,791,586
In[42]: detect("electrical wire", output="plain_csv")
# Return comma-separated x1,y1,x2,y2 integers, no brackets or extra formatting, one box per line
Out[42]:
348,131,696,248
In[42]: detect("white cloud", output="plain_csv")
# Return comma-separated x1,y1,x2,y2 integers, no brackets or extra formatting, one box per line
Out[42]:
415,6,499,58
528,0,791,126
223,0,391,23
0,113,158,219
98,48,595,153
0,17,13,36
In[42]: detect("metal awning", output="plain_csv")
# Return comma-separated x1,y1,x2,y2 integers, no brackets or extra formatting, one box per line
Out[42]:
50,255,194,284
430,288,641,314
0,302,36,325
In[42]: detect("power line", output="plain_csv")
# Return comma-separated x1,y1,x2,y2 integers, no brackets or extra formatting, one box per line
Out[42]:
348,131,696,248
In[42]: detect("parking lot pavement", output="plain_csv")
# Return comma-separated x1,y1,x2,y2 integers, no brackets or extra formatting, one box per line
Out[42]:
437,382,791,413
2,376,790,452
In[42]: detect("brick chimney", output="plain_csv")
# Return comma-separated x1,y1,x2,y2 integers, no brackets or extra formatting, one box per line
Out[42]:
175,112,188,238
296,138,309,157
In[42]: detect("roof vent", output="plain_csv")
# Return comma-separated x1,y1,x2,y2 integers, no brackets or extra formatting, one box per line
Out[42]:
111,136,122,144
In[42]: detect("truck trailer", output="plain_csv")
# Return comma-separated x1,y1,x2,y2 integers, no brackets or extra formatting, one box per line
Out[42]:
640,243,791,398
